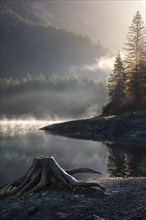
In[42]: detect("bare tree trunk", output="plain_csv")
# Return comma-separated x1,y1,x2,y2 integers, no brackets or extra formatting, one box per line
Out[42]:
0,156,105,197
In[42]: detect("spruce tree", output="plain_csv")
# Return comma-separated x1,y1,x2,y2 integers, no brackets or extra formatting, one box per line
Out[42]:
108,52,125,106
102,52,125,115
123,10,146,108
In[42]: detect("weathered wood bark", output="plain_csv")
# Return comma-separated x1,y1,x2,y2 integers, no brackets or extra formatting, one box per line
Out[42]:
0,156,105,197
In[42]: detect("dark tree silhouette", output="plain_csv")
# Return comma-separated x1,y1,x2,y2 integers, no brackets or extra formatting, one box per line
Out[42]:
123,10,146,109
103,11,146,115
102,52,125,115
107,144,146,178
108,52,125,102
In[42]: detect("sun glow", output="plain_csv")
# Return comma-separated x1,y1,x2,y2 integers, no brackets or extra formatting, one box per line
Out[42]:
141,0,146,8
141,0,146,23
83,56,115,72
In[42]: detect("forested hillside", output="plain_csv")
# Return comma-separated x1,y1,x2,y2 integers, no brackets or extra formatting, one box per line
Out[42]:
0,4,110,78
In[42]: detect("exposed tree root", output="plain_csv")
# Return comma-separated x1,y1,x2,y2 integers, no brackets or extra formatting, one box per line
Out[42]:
0,156,105,197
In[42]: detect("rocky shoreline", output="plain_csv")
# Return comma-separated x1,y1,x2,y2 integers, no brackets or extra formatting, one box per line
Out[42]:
41,112,146,147
1,177,146,220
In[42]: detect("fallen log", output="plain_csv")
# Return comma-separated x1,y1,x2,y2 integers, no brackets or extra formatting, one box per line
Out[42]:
0,156,105,197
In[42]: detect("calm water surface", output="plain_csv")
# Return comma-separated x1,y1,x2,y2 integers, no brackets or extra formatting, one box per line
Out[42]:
0,120,146,185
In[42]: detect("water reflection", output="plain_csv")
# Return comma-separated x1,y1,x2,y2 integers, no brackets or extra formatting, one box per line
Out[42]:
0,120,146,185
0,120,109,184
107,143,146,177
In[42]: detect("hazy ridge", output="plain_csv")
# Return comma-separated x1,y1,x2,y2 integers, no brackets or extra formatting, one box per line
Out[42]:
0,3,110,119
0,3,111,78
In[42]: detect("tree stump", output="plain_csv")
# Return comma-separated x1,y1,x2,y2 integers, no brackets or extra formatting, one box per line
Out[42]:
0,156,105,196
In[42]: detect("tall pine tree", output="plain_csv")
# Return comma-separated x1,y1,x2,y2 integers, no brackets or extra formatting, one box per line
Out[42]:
108,52,125,104
102,11,146,116
123,10,146,109
102,52,125,115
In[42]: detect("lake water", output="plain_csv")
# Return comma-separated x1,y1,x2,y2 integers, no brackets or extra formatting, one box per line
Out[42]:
0,120,146,185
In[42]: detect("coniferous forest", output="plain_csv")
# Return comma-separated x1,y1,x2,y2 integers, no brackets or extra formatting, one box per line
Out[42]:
103,11,146,115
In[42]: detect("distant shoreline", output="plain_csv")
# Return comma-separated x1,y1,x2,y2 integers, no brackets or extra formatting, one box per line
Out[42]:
41,112,146,147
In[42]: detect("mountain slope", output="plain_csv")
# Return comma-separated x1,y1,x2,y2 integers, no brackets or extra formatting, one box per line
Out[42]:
0,4,110,77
